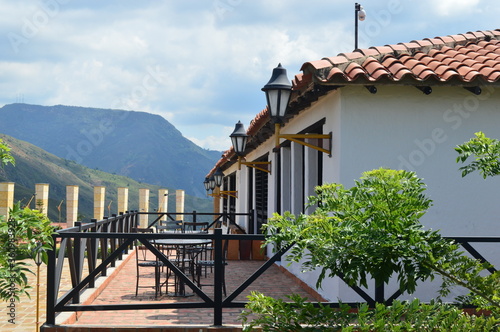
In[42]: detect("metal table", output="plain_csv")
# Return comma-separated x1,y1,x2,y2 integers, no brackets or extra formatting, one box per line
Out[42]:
155,238,212,297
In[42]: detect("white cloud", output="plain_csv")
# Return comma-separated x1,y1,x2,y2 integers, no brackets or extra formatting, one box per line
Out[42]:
432,0,481,16
0,0,498,149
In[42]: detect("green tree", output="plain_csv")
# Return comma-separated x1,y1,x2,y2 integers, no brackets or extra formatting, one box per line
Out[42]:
455,131,500,178
0,138,15,168
0,204,55,300
243,169,499,330
0,138,55,301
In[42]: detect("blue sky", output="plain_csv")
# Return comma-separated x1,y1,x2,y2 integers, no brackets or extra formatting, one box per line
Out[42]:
0,0,498,151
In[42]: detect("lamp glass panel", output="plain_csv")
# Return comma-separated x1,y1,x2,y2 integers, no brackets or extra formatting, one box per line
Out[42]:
214,170,223,187
266,89,279,118
231,135,247,155
278,89,291,118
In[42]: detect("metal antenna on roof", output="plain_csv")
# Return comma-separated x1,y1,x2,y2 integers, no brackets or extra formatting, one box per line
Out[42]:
354,3,366,50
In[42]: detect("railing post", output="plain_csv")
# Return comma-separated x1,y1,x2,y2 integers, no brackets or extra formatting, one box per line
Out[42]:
88,219,98,288
114,214,124,260
193,210,197,223
101,218,109,276
45,234,57,325
213,228,223,326
73,222,82,304
249,209,255,234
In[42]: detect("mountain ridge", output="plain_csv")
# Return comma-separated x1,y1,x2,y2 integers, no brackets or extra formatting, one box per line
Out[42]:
0,133,212,222
0,103,221,197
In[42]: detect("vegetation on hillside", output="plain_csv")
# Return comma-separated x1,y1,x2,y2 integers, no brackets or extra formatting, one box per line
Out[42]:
0,103,221,197
0,134,212,223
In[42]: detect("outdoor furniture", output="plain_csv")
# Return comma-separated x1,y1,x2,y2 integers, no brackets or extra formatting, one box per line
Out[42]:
155,238,212,297
194,237,229,296
156,220,182,233
182,221,209,232
132,227,165,298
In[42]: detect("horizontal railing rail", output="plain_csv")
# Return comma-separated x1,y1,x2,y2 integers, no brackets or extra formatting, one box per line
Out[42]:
144,210,253,233
44,211,500,327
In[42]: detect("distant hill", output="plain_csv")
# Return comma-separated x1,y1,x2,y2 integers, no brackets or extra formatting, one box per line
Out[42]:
0,103,221,197
0,134,213,222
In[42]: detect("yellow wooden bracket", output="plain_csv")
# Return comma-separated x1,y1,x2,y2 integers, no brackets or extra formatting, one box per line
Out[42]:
238,156,271,173
275,123,332,156
209,191,238,199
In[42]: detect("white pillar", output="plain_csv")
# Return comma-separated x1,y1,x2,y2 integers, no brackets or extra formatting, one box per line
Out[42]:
291,142,304,214
158,189,169,221
139,188,150,228
94,186,105,220
175,189,185,221
66,185,79,227
117,187,129,214
35,183,49,216
0,182,14,219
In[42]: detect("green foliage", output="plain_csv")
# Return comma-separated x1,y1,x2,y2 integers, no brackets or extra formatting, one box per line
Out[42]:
0,138,15,168
242,292,500,331
0,203,55,301
245,168,500,330
455,131,500,178
265,169,447,294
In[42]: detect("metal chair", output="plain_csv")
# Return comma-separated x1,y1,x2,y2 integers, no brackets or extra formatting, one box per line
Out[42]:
182,221,209,232
132,227,164,297
156,220,182,233
194,236,229,296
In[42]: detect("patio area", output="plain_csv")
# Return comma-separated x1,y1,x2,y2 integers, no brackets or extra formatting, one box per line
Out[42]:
37,246,324,331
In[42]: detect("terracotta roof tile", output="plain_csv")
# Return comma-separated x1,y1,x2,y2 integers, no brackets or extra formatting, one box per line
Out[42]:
411,39,434,47
339,51,364,60
387,44,408,53
370,46,394,54
298,29,500,87
359,48,380,56
215,30,500,171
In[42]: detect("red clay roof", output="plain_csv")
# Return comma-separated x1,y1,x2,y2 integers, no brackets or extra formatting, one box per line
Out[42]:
300,29,500,86
209,29,500,176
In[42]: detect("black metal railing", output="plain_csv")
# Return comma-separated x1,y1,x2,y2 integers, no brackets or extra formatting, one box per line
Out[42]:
44,211,500,327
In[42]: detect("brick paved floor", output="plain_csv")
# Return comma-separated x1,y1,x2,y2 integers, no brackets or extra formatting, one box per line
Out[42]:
71,253,318,327
0,250,322,330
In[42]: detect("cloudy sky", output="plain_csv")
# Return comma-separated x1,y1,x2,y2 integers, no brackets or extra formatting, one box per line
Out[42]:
0,0,498,151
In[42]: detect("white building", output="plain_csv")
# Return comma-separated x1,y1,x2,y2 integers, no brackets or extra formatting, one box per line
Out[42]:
208,29,500,302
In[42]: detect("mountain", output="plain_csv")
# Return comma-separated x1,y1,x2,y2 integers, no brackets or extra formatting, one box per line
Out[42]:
0,134,213,222
0,103,221,197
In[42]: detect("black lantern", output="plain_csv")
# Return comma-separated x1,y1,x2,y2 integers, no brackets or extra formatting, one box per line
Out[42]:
203,177,210,192
213,168,224,188
230,121,248,156
261,63,292,122
208,175,216,191
34,242,43,266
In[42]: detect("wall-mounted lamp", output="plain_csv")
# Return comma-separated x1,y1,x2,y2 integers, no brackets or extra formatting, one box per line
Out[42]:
230,121,271,173
464,86,482,95
262,63,332,156
416,86,432,95
204,169,238,198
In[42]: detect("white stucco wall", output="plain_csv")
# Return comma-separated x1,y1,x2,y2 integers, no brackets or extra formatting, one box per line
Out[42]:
337,85,500,236
270,84,500,302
